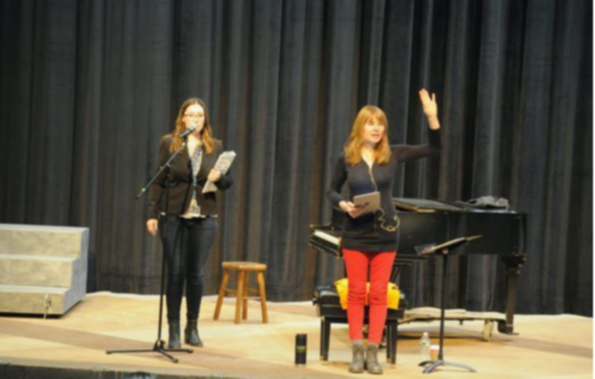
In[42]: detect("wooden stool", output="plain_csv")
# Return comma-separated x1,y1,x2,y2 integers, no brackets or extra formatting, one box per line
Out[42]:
213,261,268,324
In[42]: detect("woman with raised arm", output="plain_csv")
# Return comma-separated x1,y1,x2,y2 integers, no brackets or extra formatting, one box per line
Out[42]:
327,89,441,375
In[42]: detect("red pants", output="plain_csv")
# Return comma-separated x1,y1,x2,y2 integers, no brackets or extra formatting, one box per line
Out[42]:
342,249,396,344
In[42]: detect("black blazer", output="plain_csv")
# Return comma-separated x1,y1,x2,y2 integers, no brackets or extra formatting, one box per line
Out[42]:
147,135,233,219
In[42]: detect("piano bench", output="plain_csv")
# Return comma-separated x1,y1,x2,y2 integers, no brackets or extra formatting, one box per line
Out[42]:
312,285,406,365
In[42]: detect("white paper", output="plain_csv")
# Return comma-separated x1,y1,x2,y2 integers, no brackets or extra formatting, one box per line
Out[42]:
202,151,236,193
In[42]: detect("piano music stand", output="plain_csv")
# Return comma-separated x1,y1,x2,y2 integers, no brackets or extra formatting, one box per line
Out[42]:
415,235,482,374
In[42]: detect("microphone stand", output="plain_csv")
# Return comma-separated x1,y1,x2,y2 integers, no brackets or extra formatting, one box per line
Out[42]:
415,235,482,374
106,137,193,363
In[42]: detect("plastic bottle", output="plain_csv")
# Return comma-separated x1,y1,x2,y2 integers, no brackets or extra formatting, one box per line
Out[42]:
419,331,431,362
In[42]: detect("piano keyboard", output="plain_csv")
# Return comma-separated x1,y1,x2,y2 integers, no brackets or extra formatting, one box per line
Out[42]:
313,230,340,246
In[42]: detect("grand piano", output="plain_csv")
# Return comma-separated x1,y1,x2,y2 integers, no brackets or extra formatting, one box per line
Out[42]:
309,198,527,334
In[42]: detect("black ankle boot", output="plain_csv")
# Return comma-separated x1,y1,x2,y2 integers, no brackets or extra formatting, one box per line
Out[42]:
184,319,204,347
366,344,383,375
168,321,181,349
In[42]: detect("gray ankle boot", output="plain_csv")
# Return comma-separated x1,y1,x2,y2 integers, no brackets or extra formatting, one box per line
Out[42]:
366,344,383,375
349,344,365,373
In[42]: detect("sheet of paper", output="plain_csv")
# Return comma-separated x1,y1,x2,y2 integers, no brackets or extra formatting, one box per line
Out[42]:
202,151,236,193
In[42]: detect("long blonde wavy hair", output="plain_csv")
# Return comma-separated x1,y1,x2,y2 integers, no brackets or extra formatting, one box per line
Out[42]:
168,98,215,154
344,105,391,166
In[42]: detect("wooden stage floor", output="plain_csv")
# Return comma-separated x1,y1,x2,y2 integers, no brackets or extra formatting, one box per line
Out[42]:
0,293,592,378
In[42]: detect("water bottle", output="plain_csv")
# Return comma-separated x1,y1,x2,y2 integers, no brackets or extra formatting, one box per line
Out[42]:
419,332,431,362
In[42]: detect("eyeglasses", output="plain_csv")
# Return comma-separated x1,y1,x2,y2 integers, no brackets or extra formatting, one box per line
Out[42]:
184,113,204,118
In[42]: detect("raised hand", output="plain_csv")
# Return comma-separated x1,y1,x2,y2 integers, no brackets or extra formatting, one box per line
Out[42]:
418,88,440,130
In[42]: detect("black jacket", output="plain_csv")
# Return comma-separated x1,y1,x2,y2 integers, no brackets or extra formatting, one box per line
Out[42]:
147,135,233,219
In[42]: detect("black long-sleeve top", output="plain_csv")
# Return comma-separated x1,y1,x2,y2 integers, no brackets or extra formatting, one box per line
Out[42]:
147,135,233,219
327,129,441,252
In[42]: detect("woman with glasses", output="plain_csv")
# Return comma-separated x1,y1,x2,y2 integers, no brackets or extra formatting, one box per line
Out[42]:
327,89,441,375
146,98,233,349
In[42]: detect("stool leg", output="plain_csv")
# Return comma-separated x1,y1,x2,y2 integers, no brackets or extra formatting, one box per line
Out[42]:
242,274,248,320
257,271,268,323
392,321,398,365
386,325,392,363
213,269,229,320
235,271,245,324
320,319,324,360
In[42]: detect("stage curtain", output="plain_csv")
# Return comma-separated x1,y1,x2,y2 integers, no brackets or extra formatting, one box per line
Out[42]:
0,0,591,316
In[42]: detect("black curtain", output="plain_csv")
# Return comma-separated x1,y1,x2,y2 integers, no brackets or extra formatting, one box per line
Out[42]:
0,0,591,316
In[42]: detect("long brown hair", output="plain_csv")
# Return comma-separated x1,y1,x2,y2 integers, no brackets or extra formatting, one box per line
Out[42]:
169,98,215,154
344,105,391,166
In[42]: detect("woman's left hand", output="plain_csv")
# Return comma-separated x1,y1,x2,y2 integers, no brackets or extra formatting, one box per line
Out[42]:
419,88,438,118
208,169,222,183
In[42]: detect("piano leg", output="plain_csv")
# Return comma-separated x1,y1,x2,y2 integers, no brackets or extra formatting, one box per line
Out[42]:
500,256,524,334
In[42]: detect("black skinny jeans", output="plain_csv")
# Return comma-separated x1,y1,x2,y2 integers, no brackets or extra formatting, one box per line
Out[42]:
159,215,217,323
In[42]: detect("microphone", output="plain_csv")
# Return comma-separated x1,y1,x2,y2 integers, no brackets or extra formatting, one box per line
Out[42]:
180,124,197,139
